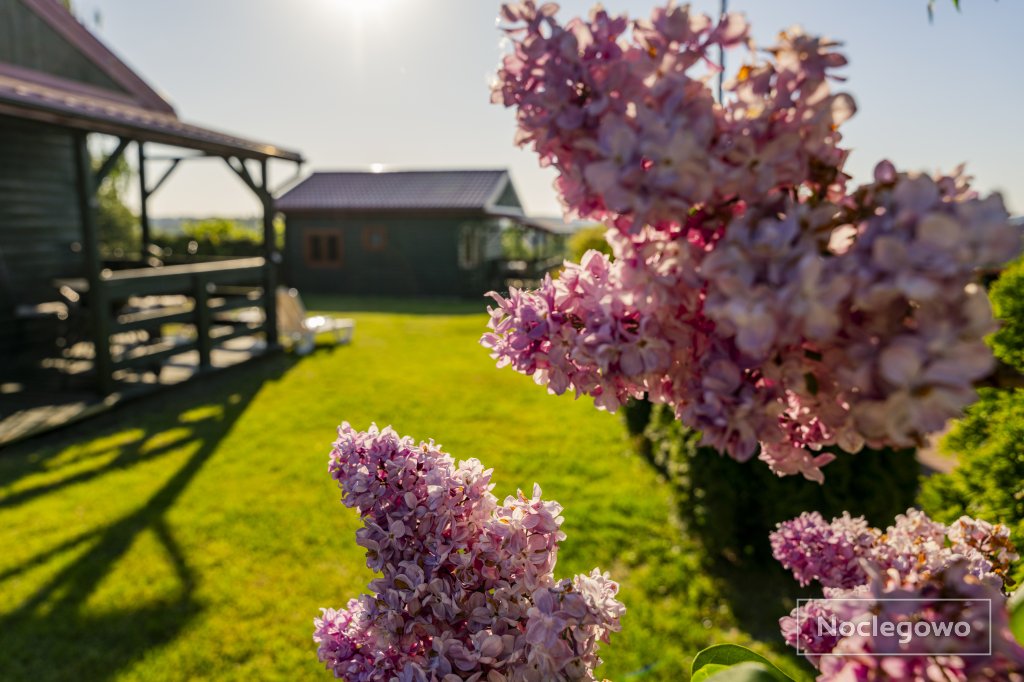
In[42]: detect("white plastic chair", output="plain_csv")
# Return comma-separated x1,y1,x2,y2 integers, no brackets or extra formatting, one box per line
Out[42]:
276,287,354,355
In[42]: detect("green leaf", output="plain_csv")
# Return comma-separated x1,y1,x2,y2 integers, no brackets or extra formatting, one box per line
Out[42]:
691,644,794,682
1010,587,1024,645
692,663,733,681
695,662,789,682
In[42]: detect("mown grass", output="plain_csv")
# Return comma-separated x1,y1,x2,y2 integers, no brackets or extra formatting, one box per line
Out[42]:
0,297,810,681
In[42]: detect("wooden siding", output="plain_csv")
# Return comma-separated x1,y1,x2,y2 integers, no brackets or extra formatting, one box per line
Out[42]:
0,116,82,355
0,0,127,94
283,214,500,298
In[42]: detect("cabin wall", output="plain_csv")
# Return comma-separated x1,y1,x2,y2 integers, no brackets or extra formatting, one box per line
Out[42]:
0,116,82,357
0,0,127,93
282,213,499,298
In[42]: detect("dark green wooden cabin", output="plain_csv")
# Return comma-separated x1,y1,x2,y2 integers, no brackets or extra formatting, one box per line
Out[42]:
0,0,301,411
276,170,561,298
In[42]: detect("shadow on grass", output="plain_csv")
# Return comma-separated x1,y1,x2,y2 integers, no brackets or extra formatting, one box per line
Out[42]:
0,355,293,682
302,294,489,316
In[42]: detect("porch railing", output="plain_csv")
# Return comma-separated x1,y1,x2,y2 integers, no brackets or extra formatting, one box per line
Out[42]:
89,257,270,393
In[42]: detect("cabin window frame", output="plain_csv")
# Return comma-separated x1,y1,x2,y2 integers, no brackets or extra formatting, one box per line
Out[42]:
458,223,482,270
303,228,344,268
360,225,388,253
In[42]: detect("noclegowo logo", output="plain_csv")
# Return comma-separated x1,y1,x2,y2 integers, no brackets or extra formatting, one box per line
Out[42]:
795,598,994,657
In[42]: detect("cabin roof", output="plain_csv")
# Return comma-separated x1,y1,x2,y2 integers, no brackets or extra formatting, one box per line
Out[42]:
276,170,518,213
18,0,174,114
0,0,301,162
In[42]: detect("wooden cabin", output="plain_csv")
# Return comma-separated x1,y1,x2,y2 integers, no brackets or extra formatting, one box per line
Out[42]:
276,170,564,297
0,0,302,420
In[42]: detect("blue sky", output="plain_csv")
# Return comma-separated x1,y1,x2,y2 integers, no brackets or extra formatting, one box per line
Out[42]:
72,0,1024,219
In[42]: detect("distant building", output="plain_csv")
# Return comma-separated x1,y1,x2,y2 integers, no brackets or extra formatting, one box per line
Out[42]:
276,169,562,298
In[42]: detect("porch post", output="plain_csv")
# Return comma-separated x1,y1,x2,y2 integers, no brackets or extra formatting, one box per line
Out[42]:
260,158,279,347
73,132,114,395
137,141,151,259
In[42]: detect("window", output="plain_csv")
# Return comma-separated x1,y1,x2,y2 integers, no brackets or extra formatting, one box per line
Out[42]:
361,225,388,253
458,223,482,269
304,229,343,268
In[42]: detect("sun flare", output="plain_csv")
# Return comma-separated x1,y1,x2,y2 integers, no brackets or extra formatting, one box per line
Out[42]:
323,0,397,21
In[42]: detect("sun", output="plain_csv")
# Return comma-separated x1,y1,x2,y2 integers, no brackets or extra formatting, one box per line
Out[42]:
323,0,397,21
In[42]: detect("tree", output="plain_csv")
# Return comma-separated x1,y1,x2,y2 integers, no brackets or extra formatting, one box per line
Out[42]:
95,154,139,255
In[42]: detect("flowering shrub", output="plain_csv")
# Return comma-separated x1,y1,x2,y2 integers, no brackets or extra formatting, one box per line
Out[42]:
640,402,918,562
771,509,1024,679
313,424,624,681
483,1,1021,482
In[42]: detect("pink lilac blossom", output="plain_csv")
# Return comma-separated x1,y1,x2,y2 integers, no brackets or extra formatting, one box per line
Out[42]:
772,509,1019,591
769,511,879,588
484,1,1021,482
779,585,870,667
313,423,625,681
814,564,1024,681
773,509,1024,680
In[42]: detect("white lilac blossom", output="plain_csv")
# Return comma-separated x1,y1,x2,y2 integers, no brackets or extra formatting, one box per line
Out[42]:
313,423,625,681
772,509,1024,680
483,2,1021,482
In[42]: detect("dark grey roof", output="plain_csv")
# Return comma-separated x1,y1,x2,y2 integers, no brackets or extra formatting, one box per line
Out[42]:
0,64,302,161
275,170,514,213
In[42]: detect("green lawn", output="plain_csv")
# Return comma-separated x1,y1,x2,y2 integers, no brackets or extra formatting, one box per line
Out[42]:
0,297,809,681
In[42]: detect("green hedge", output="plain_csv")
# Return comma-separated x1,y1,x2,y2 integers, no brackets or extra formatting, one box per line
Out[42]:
989,255,1024,375
919,387,1024,585
640,404,920,562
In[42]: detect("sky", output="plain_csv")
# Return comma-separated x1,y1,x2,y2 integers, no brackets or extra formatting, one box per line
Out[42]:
70,0,1024,219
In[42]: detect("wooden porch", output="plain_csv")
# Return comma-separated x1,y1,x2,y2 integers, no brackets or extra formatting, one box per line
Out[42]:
0,256,277,446
0,334,265,447
1,130,301,447
490,213,572,291
62,255,273,393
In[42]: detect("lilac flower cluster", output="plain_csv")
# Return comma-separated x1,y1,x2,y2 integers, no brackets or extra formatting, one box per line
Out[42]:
772,509,1019,590
768,511,879,588
484,2,1021,482
772,509,1024,680
313,423,625,681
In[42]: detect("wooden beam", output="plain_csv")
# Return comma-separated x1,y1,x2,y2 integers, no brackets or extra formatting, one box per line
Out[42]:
226,156,261,194
194,273,212,370
223,154,279,348
73,131,114,395
137,141,151,255
145,157,181,196
260,158,279,348
144,152,207,162
138,149,181,264
94,137,130,186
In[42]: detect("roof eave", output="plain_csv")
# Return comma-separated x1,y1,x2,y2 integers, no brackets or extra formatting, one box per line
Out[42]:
0,98,304,162
276,206,496,217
